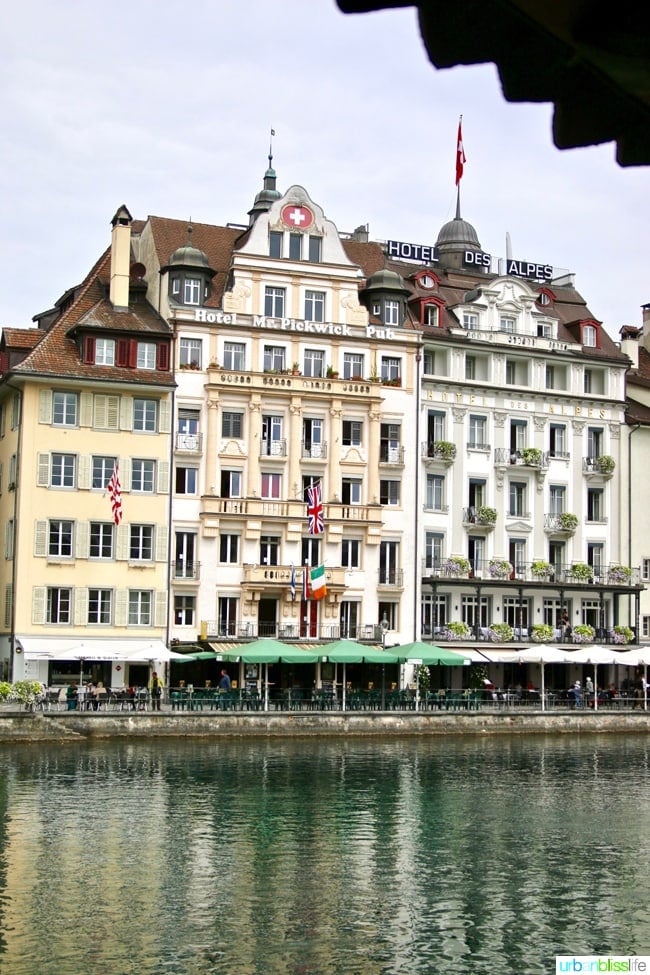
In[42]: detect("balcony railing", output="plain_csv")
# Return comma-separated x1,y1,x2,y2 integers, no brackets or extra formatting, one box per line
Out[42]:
260,439,287,457
420,622,639,645
583,455,615,477
201,621,386,642
175,432,203,452
380,445,405,465
301,441,328,459
421,441,457,464
421,558,640,586
544,513,578,534
172,560,200,581
494,447,549,469
378,568,404,588
462,506,497,529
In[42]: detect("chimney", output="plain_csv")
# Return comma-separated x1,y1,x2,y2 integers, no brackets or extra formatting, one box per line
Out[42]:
110,205,133,310
352,224,369,243
619,325,641,369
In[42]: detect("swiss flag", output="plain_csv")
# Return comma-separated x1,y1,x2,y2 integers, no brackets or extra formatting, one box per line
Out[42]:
455,119,466,186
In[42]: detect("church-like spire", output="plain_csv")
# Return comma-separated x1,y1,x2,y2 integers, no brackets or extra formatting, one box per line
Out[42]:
248,128,282,225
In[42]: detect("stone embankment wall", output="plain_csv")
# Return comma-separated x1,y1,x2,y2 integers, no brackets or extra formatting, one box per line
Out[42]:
0,710,649,741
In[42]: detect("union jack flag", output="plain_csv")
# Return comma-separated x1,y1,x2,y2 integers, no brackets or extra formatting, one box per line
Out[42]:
307,482,324,535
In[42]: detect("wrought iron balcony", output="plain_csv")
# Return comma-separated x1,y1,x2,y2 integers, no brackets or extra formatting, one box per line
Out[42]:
494,447,549,469
301,441,328,459
175,432,203,452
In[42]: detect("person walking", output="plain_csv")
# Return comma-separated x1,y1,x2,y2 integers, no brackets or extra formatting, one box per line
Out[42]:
149,671,164,711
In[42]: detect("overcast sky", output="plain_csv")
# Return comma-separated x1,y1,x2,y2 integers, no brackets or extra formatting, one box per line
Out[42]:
2,0,647,337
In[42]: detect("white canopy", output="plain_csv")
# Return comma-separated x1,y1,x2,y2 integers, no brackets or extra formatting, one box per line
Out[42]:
16,637,174,662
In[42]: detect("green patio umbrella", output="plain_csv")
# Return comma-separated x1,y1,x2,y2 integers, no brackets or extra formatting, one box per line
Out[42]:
393,641,471,710
322,640,401,710
210,639,321,710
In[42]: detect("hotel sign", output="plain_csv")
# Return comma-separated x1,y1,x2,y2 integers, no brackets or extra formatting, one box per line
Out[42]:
387,240,438,263
464,250,554,281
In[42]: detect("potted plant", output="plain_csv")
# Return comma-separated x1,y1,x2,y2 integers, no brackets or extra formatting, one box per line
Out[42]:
442,556,471,576
0,681,11,701
558,512,579,531
531,559,554,580
571,562,594,582
596,455,615,475
432,440,457,461
531,623,554,643
476,506,497,525
488,622,514,642
292,362,301,375
488,559,512,579
608,564,632,584
610,624,633,644
326,365,338,379
9,679,45,710
572,623,595,643
521,447,542,467
445,621,471,640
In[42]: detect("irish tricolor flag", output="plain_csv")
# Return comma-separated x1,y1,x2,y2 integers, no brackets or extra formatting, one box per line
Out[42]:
310,564,327,600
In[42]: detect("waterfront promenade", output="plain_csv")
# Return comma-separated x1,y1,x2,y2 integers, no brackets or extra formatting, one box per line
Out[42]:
1,703,649,741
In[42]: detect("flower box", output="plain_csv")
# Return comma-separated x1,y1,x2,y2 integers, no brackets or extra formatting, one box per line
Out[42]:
610,625,633,645
488,559,512,579
570,562,594,582
442,556,471,576
572,624,595,643
445,621,471,640
608,565,632,584
531,623,554,643
487,623,513,642
531,560,554,580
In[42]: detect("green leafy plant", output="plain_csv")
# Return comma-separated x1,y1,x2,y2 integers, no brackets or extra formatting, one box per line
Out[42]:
9,680,44,706
442,556,471,576
531,623,554,642
488,558,512,579
413,665,430,695
611,624,633,644
431,440,456,461
0,681,11,700
531,560,554,579
445,621,471,639
596,455,615,475
469,664,489,689
476,506,497,525
558,512,578,531
573,623,595,643
521,447,542,466
488,622,514,642
608,564,632,583
571,562,594,582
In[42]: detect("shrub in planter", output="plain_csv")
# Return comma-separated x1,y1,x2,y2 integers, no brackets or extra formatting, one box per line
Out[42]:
488,559,512,579
432,440,456,461
610,624,633,644
596,455,615,474
558,512,579,531
572,624,595,643
476,506,497,525
571,562,594,582
531,560,554,579
414,665,430,694
9,680,44,707
521,447,542,466
608,565,632,584
531,623,554,643
445,621,471,640
488,622,514,642
442,556,471,576
0,681,11,700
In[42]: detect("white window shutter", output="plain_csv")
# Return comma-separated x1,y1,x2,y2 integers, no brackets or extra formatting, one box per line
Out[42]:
34,520,47,557
116,524,129,561
120,397,133,431
37,454,50,487
76,521,89,559
115,589,128,626
154,590,168,627
77,455,91,490
106,395,120,430
38,390,52,424
80,392,93,427
121,458,132,492
74,588,88,625
155,525,168,562
157,460,170,494
159,398,171,434
32,587,46,624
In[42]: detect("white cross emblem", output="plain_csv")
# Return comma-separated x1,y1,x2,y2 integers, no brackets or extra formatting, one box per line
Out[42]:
288,207,307,226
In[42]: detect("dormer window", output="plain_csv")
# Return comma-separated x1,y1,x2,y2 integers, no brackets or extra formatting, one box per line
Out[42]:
424,304,438,327
269,231,283,258
95,338,115,365
171,277,180,296
583,324,597,348
137,342,157,370
385,300,399,326
289,233,302,260
308,236,322,262
463,312,479,331
500,316,516,333
184,278,201,305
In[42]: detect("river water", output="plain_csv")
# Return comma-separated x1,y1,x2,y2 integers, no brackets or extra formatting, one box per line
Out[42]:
0,733,648,975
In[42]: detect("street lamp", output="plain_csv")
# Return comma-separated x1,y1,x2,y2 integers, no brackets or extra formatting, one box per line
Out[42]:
380,613,389,710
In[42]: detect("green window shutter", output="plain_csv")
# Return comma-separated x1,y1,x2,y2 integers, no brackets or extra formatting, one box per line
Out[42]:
37,454,50,487
114,589,128,626
80,392,93,427
34,520,48,557
38,390,52,424
32,587,46,624
154,590,168,628
157,460,169,494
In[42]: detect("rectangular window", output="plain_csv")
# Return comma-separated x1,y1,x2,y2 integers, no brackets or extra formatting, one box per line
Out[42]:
269,231,283,258
133,398,157,432
304,291,325,322
90,523,114,559
502,596,530,629
643,616,650,639
137,342,156,369
260,535,280,566
465,355,476,380
427,410,446,443
130,525,153,561
183,278,201,305
175,467,197,495
95,338,115,365
343,353,364,380
264,286,285,318
642,558,650,581
549,485,566,514
424,304,438,326
341,478,362,505
462,595,489,627
53,392,78,426
341,539,360,568
179,338,202,368
263,345,286,372
289,233,302,260
380,423,401,464
261,415,284,455
174,595,195,626
92,455,117,490
500,317,516,333
505,360,516,385
381,357,401,382
128,590,152,625
5,519,14,560
587,427,603,459
220,470,242,498
425,474,445,511
308,236,322,262
223,342,246,371
218,597,238,637
549,423,567,458
88,589,112,624
219,533,240,564
131,459,155,493
584,369,593,394
380,480,400,505
51,453,76,488
384,301,399,326
47,587,71,624
424,532,444,570
463,312,479,330
221,411,243,439
379,541,400,585
301,536,321,566
48,520,73,558
303,349,325,378
342,420,362,446
261,473,281,499
587,488,604,522
509,481,527,517
468,415,486,448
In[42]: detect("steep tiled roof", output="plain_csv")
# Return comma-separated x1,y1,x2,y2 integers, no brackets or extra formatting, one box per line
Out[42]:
148,216,244,308
0,328,42,351
7,248,174,388
625,396,650,425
